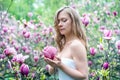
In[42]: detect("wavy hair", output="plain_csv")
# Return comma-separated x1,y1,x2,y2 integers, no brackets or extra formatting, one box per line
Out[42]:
54,6,87,51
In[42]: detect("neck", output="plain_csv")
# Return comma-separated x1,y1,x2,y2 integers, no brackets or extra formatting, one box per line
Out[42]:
65,34,78,43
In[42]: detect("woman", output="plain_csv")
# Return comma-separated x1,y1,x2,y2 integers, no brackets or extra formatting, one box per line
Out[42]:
44,6,88,80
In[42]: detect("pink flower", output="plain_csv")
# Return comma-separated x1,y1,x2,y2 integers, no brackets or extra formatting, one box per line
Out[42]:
88,60,92,66
90,47,97,56
23,32,30,38
99,26,106,32
113,11,118,16
20,63,29,76
49,27,53,33
42,28,49,35
81,15,90,27
97,43,104,51
114,29,120,35
103,30,112,40
25,49,30,54
42,46,57,60
28,12,33,17
45,65,49,71
34,55,39,62
90,72,96,77
15,46,19,51
115,40,120,50
0,42,6,48
11,54,29,64
32,72,35,78
118,50,120,54
102,62,109,70
22,30,26,35
3,47,17,56
106,10,110,15
3,27,8,33
0,54,5,59
22,46,28,52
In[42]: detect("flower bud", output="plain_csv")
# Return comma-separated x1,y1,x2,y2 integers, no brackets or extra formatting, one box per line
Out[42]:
103,62,109,70
90,47,97,56
20,63,29,76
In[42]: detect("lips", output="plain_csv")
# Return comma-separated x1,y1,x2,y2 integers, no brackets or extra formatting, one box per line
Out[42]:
60,28,65,31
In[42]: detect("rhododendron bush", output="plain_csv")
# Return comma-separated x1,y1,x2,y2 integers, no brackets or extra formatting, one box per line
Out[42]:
0,0,120,80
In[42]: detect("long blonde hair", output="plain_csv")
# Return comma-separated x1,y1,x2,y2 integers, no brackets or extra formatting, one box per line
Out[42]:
54,6,87,51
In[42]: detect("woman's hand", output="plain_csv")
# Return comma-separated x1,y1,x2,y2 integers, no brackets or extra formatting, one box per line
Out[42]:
44,56,62,68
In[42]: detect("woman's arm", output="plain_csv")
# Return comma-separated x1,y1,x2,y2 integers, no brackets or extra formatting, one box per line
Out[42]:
58,40,88,80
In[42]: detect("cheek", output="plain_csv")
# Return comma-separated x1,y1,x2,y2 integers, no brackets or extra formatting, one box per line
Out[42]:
65,21,72,27
67,22,72,29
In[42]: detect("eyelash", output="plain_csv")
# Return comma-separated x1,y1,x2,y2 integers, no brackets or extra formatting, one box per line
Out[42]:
62,19,67,22
58,19,67,24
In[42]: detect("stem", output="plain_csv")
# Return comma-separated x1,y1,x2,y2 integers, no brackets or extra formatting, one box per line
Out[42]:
103,76,107,80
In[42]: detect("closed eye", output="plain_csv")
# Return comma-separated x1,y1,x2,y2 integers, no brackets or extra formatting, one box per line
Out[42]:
62,18,67,22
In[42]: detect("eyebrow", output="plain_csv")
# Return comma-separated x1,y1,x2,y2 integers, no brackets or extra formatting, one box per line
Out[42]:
58,17,67,20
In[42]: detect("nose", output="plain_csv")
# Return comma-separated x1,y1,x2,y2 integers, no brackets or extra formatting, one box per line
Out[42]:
58,21,62,27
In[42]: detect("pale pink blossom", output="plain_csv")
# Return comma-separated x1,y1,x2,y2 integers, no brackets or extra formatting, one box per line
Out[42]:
3,27,8,33
28,12,33,17
12,54,29,64
81,15,90,27
25,49,31,54
23,32,30,38
114,29,120,35
106,10,110,15
115,40,120,50
22,46,28,52
97,43,104,51
99,26,106,32
3,47,17,56
90,47,97,56
103,30,112,40
118,50,120,54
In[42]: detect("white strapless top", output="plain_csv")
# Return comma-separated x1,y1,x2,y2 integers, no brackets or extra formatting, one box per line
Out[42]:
58,58,76,80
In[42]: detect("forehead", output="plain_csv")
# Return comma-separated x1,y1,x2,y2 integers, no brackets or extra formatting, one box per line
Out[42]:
58,11,70,19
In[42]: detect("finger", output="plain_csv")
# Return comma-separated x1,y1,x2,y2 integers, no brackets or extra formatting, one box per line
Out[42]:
44,58,51,64
44,57,48,62
47,58,54,63
55,56,61,61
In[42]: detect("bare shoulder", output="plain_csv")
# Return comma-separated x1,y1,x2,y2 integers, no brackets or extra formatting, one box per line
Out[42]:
70,39,86,51
70,39,87,58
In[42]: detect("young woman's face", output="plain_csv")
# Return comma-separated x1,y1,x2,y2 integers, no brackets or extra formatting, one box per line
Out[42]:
58,11,72,36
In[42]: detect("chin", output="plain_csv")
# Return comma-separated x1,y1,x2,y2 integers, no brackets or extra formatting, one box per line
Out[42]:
60,32,65,35
60,33,65,35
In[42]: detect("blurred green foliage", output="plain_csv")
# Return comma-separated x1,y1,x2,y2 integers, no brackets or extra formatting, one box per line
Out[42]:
0,0,120,25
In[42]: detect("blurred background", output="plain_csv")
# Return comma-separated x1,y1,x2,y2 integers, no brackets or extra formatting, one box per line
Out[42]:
0,0,120,80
